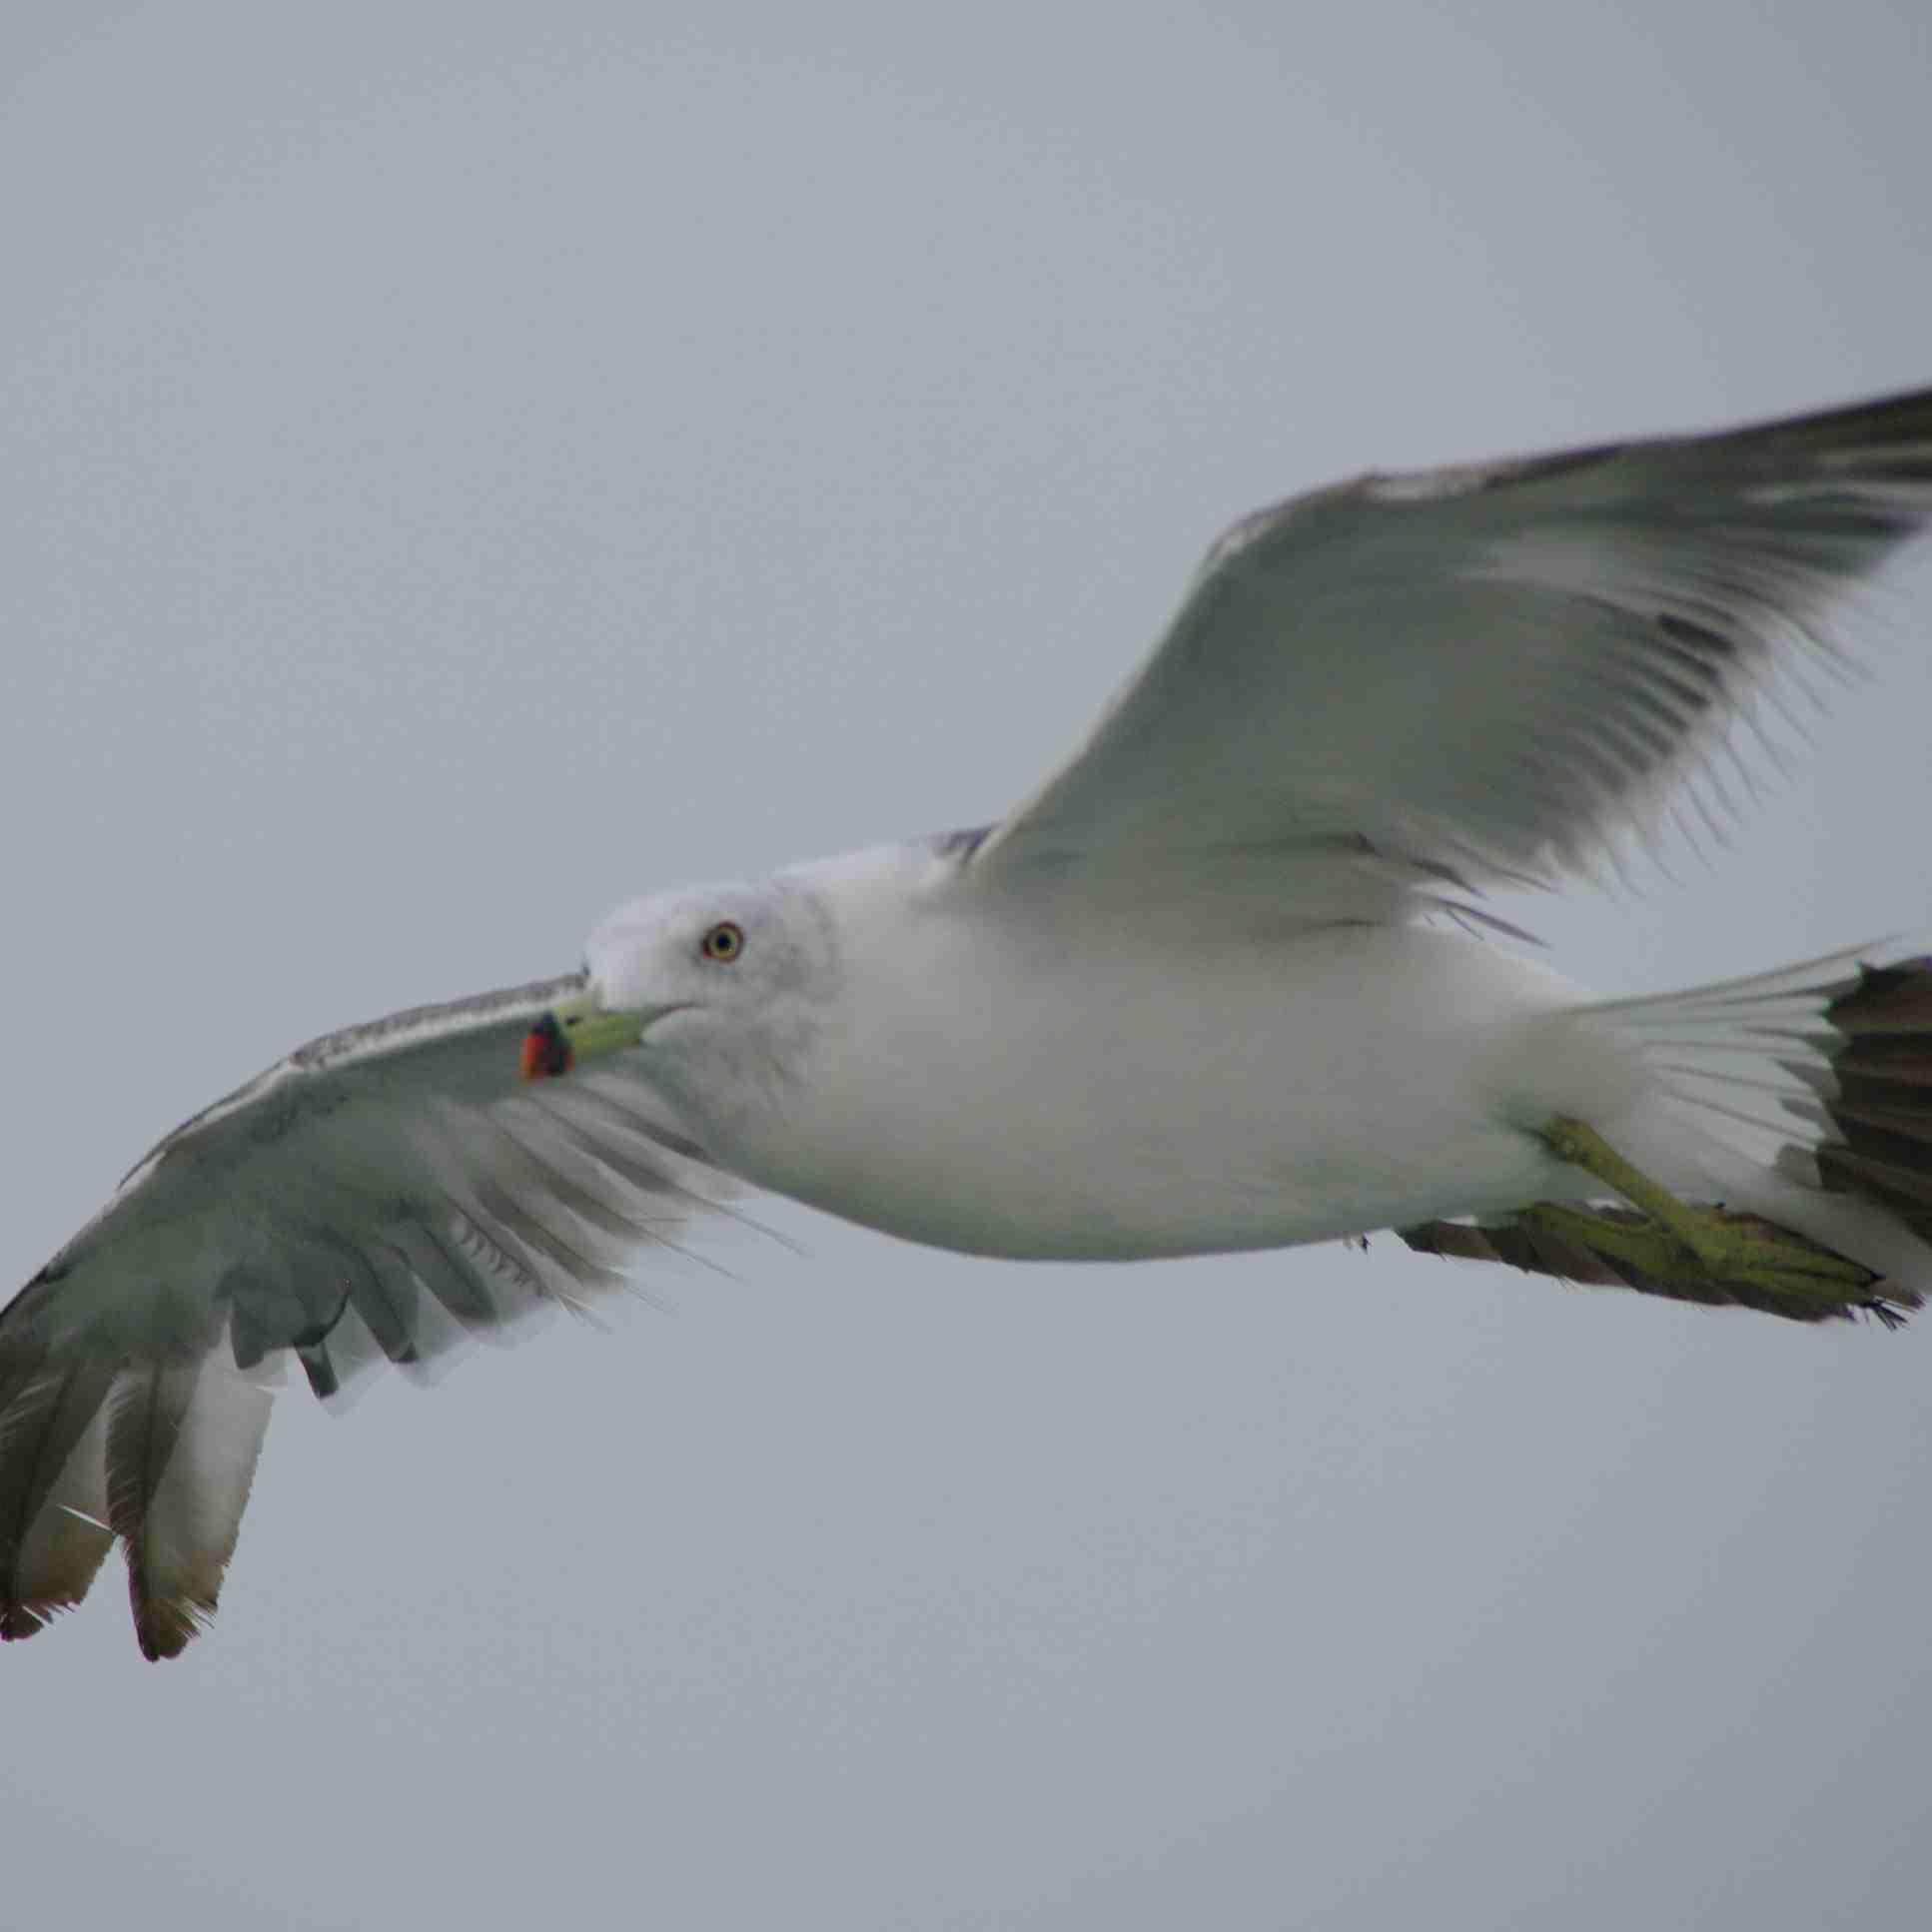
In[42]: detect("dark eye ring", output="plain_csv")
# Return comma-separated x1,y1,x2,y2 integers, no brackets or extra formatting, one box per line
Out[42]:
700,921,744,963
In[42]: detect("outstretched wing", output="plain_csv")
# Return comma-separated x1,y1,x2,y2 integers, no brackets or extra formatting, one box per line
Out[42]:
971,387,1932,908
0,975,731,1658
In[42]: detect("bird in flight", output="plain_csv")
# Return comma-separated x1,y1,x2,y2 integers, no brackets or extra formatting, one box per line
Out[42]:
6,387,1931,1658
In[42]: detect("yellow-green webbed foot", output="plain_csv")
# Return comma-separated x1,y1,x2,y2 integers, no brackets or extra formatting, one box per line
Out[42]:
1535,1116,1878,1317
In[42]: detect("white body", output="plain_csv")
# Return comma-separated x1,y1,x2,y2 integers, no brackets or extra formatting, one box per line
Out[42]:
622,847,1642,1261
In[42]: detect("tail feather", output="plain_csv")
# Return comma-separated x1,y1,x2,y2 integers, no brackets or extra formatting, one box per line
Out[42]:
1405,949,1932,1325
1815,959,1932,1247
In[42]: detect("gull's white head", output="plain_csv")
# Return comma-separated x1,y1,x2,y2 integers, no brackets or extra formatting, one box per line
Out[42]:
522,876,841,1141
586,876,837,1017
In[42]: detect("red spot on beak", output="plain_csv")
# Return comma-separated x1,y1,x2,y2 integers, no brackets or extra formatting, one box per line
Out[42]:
520,1014,573,1081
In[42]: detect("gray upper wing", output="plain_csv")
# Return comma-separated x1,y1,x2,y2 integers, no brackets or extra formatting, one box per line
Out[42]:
0,974,732,1658
970,387,1932,903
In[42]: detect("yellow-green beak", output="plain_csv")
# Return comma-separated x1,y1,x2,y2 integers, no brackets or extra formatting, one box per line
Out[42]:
519,988,646,1081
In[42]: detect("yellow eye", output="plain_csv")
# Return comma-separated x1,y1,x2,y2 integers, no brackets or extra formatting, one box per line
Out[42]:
700,920,744,963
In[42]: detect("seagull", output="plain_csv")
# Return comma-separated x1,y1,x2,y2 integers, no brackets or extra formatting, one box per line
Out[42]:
6,387,1932,1659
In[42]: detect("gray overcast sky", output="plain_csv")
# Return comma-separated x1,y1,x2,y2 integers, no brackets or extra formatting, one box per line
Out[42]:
5,3,1932,1927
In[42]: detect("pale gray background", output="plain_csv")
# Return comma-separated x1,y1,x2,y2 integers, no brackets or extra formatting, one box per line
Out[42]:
5,4,1931,1927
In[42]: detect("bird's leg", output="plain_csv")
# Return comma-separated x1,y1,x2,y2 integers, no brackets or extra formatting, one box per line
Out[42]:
1539,1117,1722,1262
1537,1116,1873,1303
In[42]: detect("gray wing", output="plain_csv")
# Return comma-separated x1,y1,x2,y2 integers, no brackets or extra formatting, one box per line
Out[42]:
970,387,1932,908
0,975,732,1658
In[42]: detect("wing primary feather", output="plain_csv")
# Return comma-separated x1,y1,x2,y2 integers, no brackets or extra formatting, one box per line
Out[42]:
106,1358,201,1660
566,1076,717,1168
464,1170,631,1295
294,1343,340,1402
484,1107,675,1247
535,1108,690,1203
104,1348,273,1660
0,1355,119,1641
386,1219,511,1332
533,1092,802,1256
317,1232,425,1370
